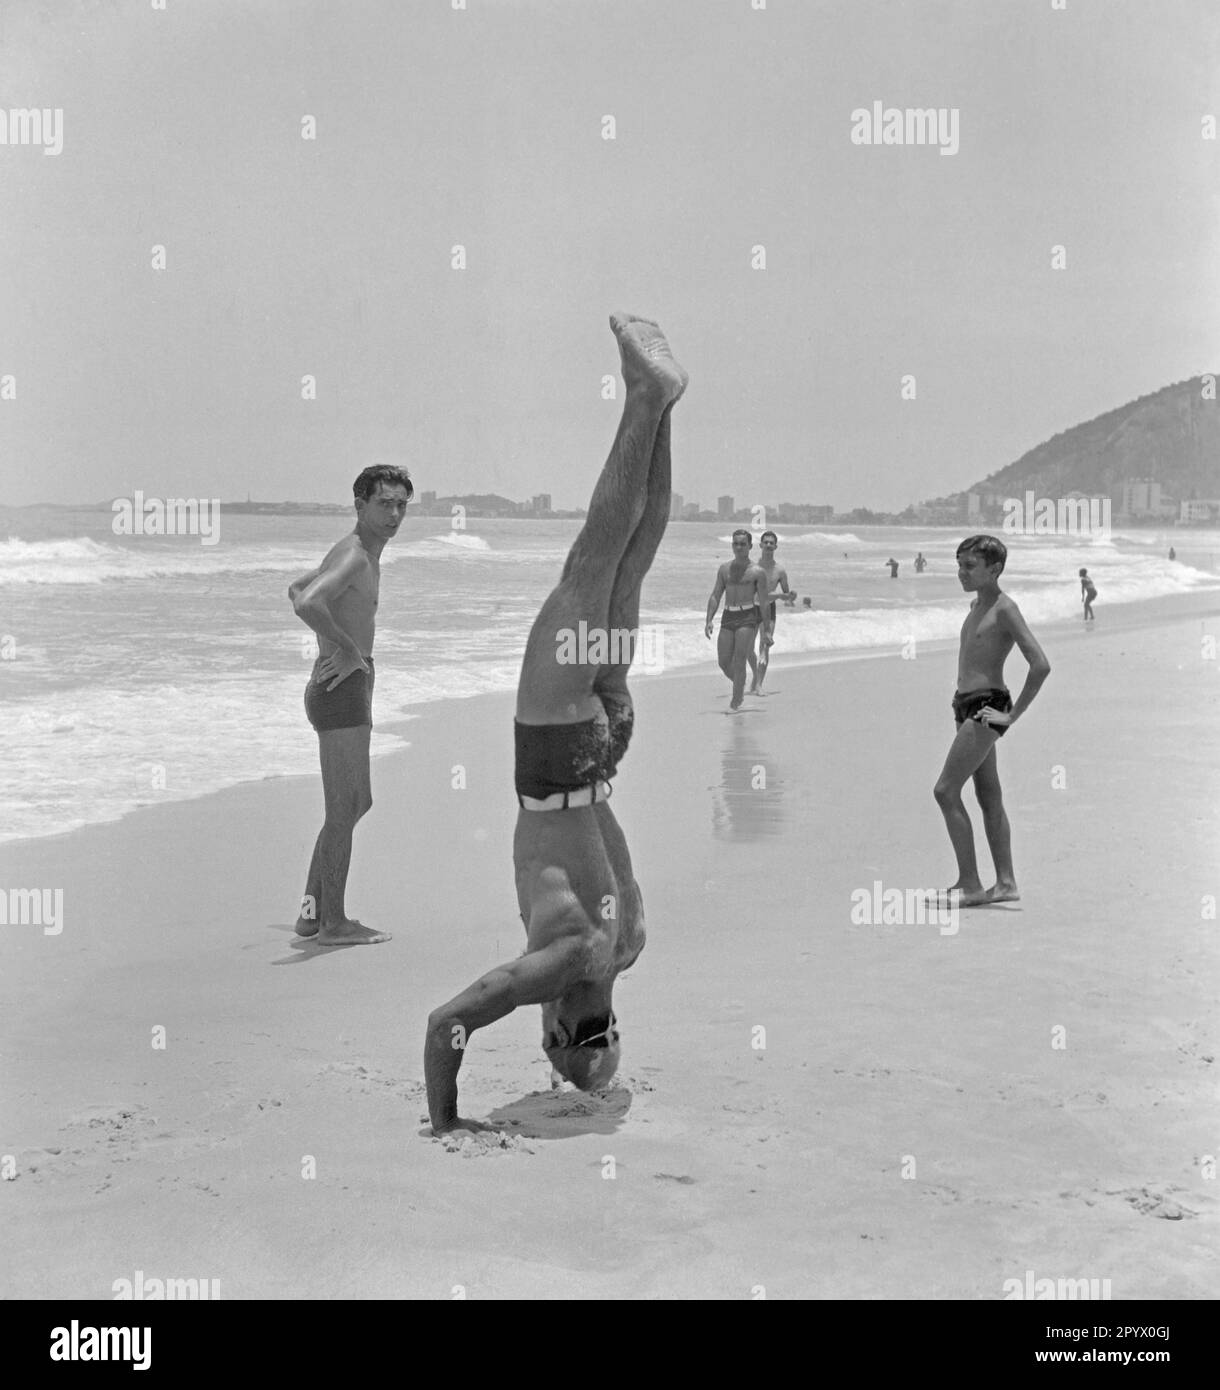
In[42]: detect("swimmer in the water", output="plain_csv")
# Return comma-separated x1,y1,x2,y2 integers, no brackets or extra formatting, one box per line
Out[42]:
1079,567,1097,622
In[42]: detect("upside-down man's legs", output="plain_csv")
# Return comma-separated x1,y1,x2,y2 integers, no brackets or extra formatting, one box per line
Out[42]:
517,316,687,723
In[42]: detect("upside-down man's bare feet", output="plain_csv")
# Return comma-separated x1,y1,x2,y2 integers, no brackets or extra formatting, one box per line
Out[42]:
610,312,688,405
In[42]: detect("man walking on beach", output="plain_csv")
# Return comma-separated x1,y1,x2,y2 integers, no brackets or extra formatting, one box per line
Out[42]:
932,534,1051,907
289,464,413,945
749,529,795,693
424,313,686,1134
706,531,771,710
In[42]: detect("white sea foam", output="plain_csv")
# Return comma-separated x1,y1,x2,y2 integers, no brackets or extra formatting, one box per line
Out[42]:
421,532,490,550
0,535,410,587
716,530,862,547
2,517,1215,844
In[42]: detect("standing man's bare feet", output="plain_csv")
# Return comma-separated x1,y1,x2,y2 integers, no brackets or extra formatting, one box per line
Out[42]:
610,313,688,404
315,919,392,946
986,882,1021,904
928,884,990,908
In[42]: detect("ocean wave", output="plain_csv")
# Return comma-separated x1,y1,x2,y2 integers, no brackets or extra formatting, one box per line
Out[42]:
0,535,414,587
717,530,862,547
418,532,490,550
0,675,410,844
784,531,863,545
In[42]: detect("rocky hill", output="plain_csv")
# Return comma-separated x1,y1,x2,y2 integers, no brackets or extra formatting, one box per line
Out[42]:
968,375,1220,502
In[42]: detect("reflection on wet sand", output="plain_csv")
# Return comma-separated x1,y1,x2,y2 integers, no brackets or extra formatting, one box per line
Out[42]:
710,715,786,841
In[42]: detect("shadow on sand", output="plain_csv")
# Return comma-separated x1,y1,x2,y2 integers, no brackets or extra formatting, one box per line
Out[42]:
486,1085,633,1140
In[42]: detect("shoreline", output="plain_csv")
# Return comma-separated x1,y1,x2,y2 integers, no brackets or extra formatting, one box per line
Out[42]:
4,586,1219,855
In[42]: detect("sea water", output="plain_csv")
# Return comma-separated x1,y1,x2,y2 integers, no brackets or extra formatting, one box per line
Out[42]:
1,506,1215,842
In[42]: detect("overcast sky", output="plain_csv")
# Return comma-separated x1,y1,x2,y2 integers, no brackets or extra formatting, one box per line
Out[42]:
2,0,1217,512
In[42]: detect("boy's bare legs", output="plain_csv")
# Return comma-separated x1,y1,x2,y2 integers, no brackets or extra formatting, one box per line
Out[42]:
295,725,391,945
932,721,1002,908
972,746,1019,902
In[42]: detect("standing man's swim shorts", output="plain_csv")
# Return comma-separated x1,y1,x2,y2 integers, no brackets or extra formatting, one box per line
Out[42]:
305,656,375,732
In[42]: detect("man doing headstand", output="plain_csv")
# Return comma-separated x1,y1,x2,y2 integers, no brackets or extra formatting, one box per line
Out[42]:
424,314,687,1133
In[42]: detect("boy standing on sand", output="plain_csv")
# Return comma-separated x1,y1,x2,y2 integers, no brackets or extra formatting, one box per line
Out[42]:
932,535,1051,907
288,463,413,946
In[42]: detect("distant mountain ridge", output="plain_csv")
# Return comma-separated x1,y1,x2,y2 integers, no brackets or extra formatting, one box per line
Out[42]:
967,374,1219,503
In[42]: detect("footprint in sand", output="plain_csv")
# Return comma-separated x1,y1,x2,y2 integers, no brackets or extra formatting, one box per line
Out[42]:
1109,1185,1198,1220
318,1061,425,1101
439,1130,534,1158
7,1145,65,1179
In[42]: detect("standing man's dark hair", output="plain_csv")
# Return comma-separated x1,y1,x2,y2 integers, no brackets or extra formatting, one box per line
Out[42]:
354,463,413,503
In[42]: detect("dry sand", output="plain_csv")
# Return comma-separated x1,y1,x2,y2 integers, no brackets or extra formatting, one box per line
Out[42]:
3,594,1218,1299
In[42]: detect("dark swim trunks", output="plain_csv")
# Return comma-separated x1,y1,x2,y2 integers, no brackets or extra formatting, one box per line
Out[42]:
952,686,1011,737
305,656,374,732
721,605,761,632
768,601,776,622
514,690,634,805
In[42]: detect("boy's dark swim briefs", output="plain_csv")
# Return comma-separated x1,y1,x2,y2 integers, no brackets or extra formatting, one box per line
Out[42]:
952,686,1011,736
305,656,374,732
720,605,761,632
515,690,633,803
